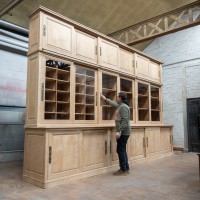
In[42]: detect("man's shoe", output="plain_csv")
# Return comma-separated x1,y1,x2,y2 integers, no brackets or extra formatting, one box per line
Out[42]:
113,169,127,176
126,169,130,174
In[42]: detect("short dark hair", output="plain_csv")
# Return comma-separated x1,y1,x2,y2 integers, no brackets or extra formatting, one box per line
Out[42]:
118,92,127,100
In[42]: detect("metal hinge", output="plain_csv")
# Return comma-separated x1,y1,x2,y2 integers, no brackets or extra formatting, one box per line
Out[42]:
49,146,52,164
43,25,46,36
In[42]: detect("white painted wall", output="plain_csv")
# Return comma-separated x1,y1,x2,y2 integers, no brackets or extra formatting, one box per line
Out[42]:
144,25,200,150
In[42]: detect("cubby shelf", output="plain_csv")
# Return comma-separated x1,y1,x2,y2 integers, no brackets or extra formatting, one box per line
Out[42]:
75,66,95,120
151,86,160,121
44,59,70,120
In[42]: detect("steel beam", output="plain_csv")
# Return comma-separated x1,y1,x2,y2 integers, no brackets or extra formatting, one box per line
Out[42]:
0,0,24,18
108,0,200,45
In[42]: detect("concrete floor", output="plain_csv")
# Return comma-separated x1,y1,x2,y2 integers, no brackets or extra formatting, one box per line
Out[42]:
0,152,199,200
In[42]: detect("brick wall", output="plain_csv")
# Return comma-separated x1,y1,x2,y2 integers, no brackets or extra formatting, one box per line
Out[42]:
144,25,200,150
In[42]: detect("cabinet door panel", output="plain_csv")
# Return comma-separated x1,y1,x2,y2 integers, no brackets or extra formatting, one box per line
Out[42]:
160,128,172,152
136,55,149,79
119,49,134,73
145,127,160,157
149,61,160,83
23,131,45,181
75,30,97,63
111,132,118,163
44,15,73,56
129,129,145,160
48,132,79,179
82,130,107,171
99,39,119,68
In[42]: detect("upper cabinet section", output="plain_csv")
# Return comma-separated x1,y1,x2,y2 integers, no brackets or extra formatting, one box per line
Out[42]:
28,8,162,82
149,61,161,83
98,38,119,69
43,14,74,56
28,12,74,57
74,30,98,64
136,54,161,83
119,49,134,74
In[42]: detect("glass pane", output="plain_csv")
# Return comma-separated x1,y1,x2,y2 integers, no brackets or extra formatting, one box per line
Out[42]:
138,82,149,121
151,86,160,121
102,74,117,120
75,66,95,120
120,78,133,120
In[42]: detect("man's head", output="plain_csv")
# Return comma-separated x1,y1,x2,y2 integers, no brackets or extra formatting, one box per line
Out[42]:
117,92,127,103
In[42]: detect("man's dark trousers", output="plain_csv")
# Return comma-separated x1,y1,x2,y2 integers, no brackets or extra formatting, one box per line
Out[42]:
117,135,129,171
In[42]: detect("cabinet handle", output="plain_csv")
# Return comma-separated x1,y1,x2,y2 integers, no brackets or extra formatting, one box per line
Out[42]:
95,46,97,55
49,146,52,164
43,25,46,36
100,47,102,56
110,140,112,154
146,137,148,148
170,135,173,144
41,83,44,101
105,141,107,154
100,92,102,106
143,137,146,148
96,92,98,106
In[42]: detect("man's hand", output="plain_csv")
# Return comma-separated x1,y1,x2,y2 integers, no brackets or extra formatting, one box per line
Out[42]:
101,94,106,101
115,132,121,139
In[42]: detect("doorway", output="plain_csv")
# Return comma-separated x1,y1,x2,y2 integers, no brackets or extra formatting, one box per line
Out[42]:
187,98,200,152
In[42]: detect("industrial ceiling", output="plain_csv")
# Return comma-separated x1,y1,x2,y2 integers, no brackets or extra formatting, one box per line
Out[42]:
0,0,197,50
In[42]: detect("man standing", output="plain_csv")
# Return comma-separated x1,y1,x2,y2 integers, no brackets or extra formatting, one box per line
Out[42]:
101,92,131,176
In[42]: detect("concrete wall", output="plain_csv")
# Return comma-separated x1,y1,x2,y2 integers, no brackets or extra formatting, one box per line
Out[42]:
144,25,200,150
0,23,28,162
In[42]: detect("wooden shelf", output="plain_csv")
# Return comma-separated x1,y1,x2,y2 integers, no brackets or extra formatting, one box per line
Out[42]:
151,86,160,121
75,66,95,120
44,59,71,120
138,82,149,121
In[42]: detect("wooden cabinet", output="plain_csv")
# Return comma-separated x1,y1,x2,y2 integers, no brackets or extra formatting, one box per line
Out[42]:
120,78,134,121
48,131,79,179
99,38,119,69
24,6,172,188
101,72,118,121
137,82,150,122
74,30,98,64
150,85,160,122
128,129,145,160
160,127,173,153
136,54,149,79
75,66,97,122
149,61,160,83
135,54,161,83
45,59,71,120
145,127,161,157
81,130,108,171
43,14,74,56
136,81,161,123
119,48,134,73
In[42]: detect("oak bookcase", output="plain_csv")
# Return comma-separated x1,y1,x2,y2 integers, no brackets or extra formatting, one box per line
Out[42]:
23,6,173,188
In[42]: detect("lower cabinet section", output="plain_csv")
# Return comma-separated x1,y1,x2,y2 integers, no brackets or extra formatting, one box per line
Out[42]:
23,126,173,188
128,128,145,160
